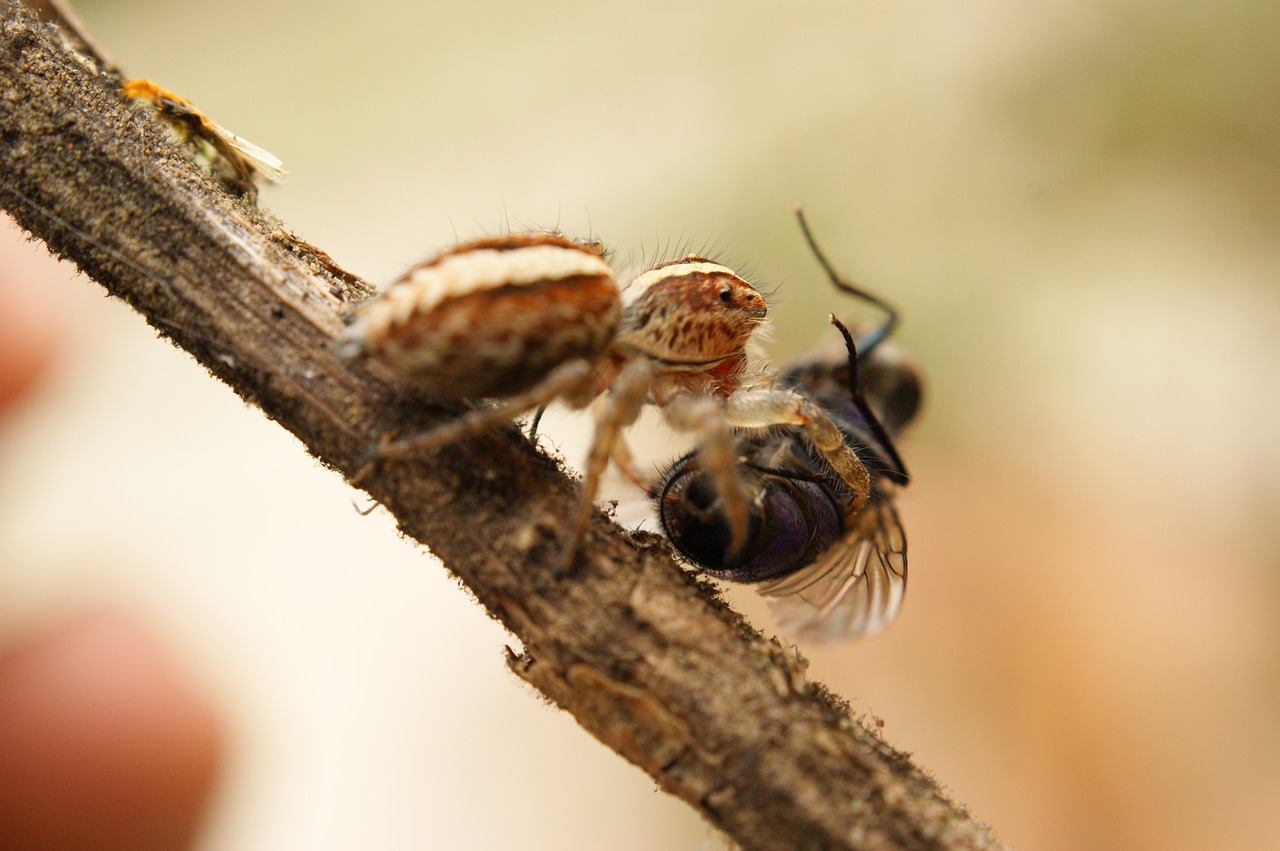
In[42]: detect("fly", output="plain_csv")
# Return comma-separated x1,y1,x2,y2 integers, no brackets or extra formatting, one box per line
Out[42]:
655,210,922,640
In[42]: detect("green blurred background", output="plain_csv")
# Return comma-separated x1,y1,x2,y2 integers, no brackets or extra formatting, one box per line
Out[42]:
2,0,1278,848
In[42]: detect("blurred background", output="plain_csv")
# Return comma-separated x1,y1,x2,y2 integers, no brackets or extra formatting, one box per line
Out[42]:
2,0,1278,848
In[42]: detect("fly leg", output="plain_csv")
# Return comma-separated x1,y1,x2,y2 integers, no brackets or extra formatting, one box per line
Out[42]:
794,206,898,356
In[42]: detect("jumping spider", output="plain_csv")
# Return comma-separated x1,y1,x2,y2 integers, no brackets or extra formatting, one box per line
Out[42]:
335,218,878,573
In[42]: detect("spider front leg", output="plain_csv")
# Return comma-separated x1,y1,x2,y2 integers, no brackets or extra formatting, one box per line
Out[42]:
723,386,873,514
659,391,757,559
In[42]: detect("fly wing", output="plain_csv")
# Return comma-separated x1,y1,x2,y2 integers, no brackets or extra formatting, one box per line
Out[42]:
211,126,289,184
757,495,906,641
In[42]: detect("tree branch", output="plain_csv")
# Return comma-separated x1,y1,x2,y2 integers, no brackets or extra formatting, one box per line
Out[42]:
0,4,1005,848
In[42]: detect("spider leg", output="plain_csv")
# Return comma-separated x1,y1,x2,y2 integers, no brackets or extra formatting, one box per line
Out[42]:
554,359,654,575
724,386,872,514
660,391,754,558
376,359,596,459
608,426,656,491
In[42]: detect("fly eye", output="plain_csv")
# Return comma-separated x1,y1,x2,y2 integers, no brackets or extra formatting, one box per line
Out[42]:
718,286,733,302
658,460,842,583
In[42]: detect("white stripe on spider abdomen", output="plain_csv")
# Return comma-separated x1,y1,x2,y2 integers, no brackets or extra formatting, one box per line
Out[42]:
336,233,619,398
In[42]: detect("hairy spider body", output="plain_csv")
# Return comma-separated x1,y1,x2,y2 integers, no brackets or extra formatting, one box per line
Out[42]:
335,233,618,398
335,230,772,570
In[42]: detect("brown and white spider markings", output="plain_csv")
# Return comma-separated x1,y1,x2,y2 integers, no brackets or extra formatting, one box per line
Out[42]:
335,225,875,572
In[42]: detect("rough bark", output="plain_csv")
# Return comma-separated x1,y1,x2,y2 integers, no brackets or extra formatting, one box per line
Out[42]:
0,3,1006,848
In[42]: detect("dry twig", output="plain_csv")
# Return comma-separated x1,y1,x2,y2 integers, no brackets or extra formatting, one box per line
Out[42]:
0,3,1006,848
